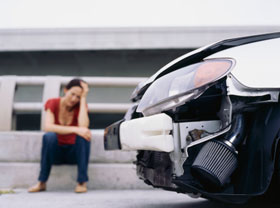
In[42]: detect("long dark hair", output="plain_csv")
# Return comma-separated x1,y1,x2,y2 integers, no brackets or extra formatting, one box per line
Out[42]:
64,78,86,110
65,78,85,90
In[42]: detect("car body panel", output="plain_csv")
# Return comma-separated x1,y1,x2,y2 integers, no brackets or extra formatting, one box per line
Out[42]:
207,38,280,89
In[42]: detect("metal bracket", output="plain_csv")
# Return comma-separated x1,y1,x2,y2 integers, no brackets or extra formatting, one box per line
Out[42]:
170,123,186,177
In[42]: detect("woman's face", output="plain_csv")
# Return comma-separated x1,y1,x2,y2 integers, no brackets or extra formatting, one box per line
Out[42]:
64,86,83,107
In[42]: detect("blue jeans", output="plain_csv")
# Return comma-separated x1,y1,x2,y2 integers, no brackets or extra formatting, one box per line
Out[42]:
38,132,91,183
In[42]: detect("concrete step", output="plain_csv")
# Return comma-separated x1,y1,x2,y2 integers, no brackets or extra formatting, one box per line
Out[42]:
0,131,136,163
0,162,150,190
0,131,147,190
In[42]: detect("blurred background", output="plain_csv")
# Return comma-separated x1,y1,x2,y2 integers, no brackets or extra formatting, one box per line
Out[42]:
1,0,280,131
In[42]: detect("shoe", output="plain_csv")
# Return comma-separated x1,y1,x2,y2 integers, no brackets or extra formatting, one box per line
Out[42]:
28,182,46,193
75,183,87,193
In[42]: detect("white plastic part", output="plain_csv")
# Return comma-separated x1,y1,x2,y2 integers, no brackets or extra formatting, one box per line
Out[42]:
119,113,174,152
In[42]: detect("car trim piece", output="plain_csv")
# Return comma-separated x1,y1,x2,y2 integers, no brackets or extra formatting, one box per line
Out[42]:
226,74,279,101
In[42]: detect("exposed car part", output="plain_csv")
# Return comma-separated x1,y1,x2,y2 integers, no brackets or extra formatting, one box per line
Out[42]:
120,113,174,152
191,114,245,189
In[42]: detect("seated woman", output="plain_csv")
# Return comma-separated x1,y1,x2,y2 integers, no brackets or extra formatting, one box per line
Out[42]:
28,78,91,193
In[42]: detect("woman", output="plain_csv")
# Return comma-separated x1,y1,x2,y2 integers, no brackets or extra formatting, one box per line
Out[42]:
28,78,91,193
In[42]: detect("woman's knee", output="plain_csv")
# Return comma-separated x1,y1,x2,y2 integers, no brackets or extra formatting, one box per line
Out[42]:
43,132,58,145
76,135,90,146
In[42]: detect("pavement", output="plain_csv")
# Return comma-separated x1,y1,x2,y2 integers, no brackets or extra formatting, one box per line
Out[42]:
2,188,280,208
0,189,225,208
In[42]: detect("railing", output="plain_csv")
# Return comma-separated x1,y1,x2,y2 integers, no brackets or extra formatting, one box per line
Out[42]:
0,76,146,131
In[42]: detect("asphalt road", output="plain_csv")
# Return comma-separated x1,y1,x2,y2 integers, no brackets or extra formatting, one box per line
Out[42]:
0,189,279,208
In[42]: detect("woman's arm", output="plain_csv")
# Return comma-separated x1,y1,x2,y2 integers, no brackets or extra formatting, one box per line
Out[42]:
78,82,90,128
44,109,76,134
44,109,91,141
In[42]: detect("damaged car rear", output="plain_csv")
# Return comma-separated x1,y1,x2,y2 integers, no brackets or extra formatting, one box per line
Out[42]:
104,32,280,204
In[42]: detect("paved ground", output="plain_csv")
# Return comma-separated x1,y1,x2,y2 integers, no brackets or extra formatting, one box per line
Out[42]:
0,189,219,208
1,189,279,208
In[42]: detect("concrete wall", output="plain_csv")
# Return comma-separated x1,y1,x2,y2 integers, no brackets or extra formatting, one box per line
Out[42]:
0,49,191,130
0,49,191,102
1,26,279,51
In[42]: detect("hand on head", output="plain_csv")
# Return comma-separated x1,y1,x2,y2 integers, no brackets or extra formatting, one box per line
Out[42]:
80,81,89,98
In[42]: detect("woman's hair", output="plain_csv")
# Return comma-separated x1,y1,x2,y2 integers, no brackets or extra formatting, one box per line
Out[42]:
65,78,85,90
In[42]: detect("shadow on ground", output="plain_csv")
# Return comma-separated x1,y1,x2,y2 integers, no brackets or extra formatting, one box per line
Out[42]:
140,199,280,208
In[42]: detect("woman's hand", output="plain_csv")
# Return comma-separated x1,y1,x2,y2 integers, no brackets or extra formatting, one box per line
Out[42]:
80,81,89,98
75,126,92,141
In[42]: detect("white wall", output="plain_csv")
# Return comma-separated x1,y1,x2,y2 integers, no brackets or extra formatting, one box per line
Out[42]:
1,0,280,28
